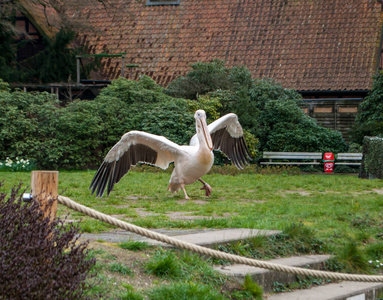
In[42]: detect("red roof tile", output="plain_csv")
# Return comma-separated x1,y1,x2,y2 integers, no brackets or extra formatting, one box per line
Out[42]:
65,0,383,91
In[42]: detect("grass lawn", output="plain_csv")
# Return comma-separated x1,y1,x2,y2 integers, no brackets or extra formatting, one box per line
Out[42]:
1,167,383,298
2,168,382,245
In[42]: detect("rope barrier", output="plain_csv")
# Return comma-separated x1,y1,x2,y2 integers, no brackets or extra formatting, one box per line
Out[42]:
58,195,383,283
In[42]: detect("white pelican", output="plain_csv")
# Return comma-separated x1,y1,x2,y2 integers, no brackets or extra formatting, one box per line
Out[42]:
90,110,250,199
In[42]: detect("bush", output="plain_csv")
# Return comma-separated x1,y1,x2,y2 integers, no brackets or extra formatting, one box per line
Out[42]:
165,59,253,100
0,182,95,299
0,78,197,169
242,78,348,153
167,61,348,154
351,72,383,144
359,136,383,179
0,86,60,168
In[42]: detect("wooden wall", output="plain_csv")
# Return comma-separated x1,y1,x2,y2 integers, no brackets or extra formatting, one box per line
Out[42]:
301,99,363,142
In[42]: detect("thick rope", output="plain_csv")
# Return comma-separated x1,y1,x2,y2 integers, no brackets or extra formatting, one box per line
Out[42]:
58,195,383,283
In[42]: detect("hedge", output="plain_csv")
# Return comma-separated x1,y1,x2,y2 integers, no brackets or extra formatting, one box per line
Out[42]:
359,136,383,179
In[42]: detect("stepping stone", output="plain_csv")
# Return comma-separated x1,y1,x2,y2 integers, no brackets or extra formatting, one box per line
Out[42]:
266,281,383,300
81,228,281,248
166,228,282,248
214,254,331,293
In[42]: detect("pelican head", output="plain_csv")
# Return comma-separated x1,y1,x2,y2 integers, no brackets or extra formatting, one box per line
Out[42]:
194,110,213,151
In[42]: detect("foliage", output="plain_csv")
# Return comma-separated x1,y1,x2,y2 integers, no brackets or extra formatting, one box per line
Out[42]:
147,282,226,300
0,22,20,82
0,88,61,168
0,24,98,84
359,136,383,179
351,72,383,144
166,59,252,100
214,223,326,265
145,249,226,286
0,183,95,299
26,29,78,83
335,241,371,273
167,61,347,154
100,76,169,105
145,250,183,279
240,78,347,153
108,263,134,276
118,241,152,252
0,68,348,169
0,77,196,169
242,274,263,299
122,285,144,300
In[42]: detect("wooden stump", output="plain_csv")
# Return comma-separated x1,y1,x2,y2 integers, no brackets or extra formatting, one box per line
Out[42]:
31,171,59,222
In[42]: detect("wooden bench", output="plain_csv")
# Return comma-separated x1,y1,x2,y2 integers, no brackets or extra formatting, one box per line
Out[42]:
260,152,322,165
335,153,363,166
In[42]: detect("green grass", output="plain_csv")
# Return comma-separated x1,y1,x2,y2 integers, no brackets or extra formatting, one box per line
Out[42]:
2,168,383,297
118,241,152,252
1,169,383,255
147,282,226,300
109,262,134,276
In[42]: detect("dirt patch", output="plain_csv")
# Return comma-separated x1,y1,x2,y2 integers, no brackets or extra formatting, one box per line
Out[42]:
373,188,383,194
166,211,238,221
110,214,127,219
166,211,206,220
112,204,131,209
135,208,160,217
176,199,209,205
81,239,164,292
237,200,265,204
284,190,312,196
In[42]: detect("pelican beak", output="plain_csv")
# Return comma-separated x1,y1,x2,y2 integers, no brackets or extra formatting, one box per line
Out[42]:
200,118,213,151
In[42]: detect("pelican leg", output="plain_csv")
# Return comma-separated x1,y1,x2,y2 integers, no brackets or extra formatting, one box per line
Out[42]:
198,179,212,197
181,184,191,200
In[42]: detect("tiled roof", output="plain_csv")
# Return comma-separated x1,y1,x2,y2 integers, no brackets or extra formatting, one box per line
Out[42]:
18,0,61,39
66,0,383,91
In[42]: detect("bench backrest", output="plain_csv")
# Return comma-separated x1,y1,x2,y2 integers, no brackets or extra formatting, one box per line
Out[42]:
263,152,322,160
337,153,363,160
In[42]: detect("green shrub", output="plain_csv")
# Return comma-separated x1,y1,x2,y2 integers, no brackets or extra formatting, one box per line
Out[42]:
165,59,252,100
0,78,198,169
101,76,169,104
167,61,347,154
0,89,60,168
242,78,348,153
351,72,383,144
359,136,383,179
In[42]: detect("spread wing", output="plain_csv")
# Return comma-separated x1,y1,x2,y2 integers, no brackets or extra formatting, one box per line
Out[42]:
90,131,183,197
190,113,250,169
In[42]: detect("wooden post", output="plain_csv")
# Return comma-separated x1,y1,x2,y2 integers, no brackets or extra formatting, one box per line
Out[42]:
76,56,81,84
121,55,126,77
31,171,59,222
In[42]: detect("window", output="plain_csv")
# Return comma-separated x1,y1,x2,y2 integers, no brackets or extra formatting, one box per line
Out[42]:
146,0,180,5
313,107,333,113
338,106,357,113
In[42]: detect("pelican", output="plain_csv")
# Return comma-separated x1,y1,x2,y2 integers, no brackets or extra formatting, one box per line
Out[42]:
90,110,250,199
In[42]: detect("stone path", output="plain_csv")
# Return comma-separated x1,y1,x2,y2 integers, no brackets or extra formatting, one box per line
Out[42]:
81,228,383,299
